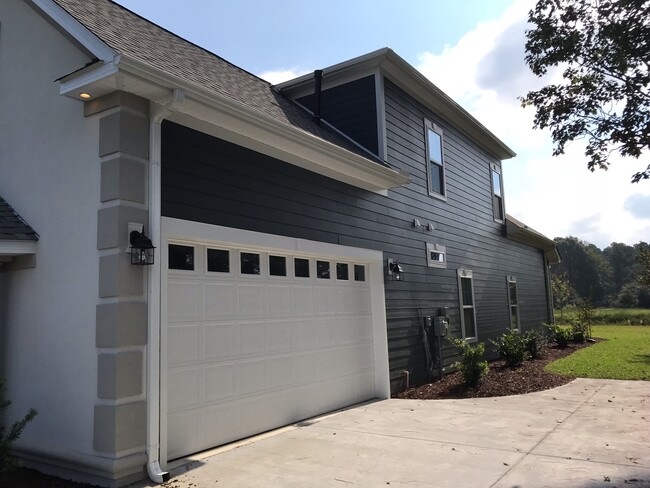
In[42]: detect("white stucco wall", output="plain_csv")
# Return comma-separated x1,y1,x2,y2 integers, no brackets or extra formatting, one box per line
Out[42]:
0,0,100,455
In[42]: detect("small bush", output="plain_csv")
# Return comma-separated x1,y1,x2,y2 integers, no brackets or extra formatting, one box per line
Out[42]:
490,329,526,367
450,338,489,387
546,323,573,348
522,329,545,359
571,322,588,343
1,380,37,472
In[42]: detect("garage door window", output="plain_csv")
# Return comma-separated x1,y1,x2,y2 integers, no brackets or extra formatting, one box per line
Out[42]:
317,260,330,279
169,244,194,271
207,248,229,273
269,255,287,276
241,252,260,275
354,264,366,282
294,258,310,278
336,263,349,280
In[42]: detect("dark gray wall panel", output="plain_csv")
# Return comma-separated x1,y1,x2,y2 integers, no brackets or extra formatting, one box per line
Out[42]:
296,75,378,155
162,74,551,393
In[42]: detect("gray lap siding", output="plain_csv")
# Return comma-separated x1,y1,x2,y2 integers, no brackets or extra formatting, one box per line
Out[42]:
161,75,549,392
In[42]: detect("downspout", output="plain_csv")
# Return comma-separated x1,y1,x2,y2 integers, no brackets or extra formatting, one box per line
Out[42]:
146,88,185,484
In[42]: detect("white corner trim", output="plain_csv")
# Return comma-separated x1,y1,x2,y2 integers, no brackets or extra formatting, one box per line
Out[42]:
374,69,388,162
0,240,37,256
28,0,116,62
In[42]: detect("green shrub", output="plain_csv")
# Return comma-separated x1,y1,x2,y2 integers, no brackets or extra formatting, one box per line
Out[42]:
1,380,37,472
522,329,545,359
546,323,573,348
571,322,588,343
449,338,489,387
490,329,526,367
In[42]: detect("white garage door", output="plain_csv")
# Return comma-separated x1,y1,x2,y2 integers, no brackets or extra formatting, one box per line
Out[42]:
163,227,380,460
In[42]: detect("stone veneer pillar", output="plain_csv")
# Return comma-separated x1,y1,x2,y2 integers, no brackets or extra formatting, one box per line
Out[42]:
86,91,150,486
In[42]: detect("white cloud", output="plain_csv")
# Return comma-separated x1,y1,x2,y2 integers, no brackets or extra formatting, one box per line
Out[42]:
258,68,310,85
414,0,650,249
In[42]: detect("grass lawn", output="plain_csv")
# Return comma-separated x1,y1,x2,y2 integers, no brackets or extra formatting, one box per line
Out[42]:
545,325,650,380
556,307,650,325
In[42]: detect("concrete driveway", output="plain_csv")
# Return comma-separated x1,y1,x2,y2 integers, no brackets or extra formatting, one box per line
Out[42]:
135,379,650,487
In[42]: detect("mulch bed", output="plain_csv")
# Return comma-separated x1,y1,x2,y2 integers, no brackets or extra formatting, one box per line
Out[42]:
394,340,598,400
0,467,100,487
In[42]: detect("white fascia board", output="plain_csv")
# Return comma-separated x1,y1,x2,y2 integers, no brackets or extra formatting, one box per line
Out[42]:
0,240,37,256
27,0,116,62
58,61,119,96
116,57,410,192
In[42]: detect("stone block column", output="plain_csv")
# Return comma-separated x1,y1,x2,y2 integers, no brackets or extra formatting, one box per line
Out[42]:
87,92,150,485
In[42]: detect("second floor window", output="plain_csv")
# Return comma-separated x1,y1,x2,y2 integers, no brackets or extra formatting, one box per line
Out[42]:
425,120,446,198
491,164,504,221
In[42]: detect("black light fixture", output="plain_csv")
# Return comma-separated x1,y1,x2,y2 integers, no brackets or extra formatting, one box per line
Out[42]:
388,258,404,281
129,226,155,266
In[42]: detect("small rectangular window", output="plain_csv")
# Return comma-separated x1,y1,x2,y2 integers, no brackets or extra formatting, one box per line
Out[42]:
207,249,229,273
316,260,330,279
426,243,447,269
425,121,446,198
458,269,477,340
169,244,194,271
336,263,349,280
507,276,520,330
294,258,310,278
492,165,504,221
240,252,260,275
354,265,366,282
269,255,287,276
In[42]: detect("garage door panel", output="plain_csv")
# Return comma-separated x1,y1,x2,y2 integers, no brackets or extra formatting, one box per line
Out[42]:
292,286,314,315
166,238,378,460
168,282,202,321
267,320,293,353
204,322,237,361
168,367,202,413
204,363,236,403
267,285,292,317
167,324,202,367
204,283,236,320
238,284,267,317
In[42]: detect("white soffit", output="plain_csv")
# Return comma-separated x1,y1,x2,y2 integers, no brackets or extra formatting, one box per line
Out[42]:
0,241,38,257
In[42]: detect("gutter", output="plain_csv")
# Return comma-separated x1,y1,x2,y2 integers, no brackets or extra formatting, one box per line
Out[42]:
146,88,185,484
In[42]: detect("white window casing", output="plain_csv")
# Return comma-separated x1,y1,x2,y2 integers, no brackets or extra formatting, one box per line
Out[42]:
457,269,478,341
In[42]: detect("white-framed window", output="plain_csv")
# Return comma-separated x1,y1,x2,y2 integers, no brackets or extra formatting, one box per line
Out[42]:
425,120,446,199
426,242,447,269
168,243,196,271
458,269,477,341
206,247,231,274
507,275,520,331
491,163,504,222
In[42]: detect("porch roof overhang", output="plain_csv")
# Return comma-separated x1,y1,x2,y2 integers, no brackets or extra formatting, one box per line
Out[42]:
505,214,561,265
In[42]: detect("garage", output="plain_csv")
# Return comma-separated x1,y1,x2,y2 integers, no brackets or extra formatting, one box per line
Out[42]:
161,218,389,460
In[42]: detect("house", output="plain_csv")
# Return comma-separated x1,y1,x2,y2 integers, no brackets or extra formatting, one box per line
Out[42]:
0,0,560,486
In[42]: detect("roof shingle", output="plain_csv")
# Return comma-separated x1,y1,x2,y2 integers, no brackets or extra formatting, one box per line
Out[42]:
0,197,38,241
52,0,385,165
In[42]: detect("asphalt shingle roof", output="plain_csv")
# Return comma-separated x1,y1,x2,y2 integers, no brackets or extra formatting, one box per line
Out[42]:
0,197,38,241
52,0,385,165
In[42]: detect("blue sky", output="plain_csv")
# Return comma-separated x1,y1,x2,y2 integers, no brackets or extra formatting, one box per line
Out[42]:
118,0,650,249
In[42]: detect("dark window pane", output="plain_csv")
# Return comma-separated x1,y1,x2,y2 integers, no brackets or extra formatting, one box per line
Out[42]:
509,282,518,305
241,252,260,275
511,306,519,328
294,258,310,278
430,162,444,195
354,265,366,282
269,255,287,276
427,129,442,164
316,260,330,279
463,308,476,338
430,251,445,263
207,249,229,273
494,194,504,220
461,277,473,306
336,263,349,280
169,244,194,270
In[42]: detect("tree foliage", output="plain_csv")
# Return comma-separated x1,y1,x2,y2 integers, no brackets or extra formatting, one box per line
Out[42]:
639,245,650,288
521,0,650,182
551,272,577,317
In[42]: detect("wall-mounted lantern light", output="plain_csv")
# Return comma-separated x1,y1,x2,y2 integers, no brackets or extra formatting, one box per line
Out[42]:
129,225,155,266
387,258,404,281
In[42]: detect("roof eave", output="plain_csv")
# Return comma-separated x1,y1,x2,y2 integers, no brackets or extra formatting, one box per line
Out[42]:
59,56,411,193
0,240,38,257
505,216,561,264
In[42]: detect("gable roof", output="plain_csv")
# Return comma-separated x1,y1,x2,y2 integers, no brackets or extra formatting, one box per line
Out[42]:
0,197,38,242
49,0,386,166
505,214,560,264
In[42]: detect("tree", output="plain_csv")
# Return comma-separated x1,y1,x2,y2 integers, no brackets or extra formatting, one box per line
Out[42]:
550,272,577,318
638,245,650,288
521,0,650,183
603,242,637,296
